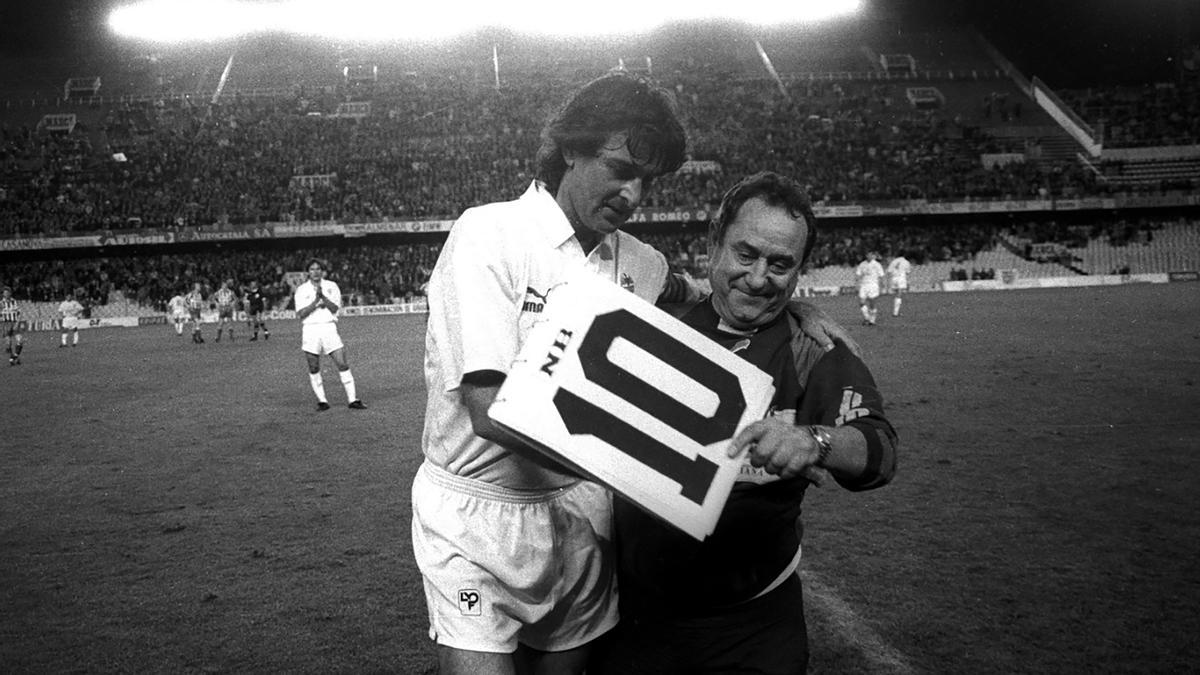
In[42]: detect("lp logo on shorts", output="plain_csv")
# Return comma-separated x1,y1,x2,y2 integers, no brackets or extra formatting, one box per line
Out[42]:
458,589,482,616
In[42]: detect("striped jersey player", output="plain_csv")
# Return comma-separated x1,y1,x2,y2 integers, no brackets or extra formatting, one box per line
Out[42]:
1,287,22,365
212,280,238,342
184,283,207,343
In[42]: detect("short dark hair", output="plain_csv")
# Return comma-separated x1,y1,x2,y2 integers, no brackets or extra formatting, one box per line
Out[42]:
535,71,687,194
306,257,327,271
709,171,818,265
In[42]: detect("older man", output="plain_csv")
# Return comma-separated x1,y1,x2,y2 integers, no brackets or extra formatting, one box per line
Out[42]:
593,171,899,675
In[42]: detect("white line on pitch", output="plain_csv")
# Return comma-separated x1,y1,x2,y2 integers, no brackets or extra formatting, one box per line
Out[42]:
800,570,915,674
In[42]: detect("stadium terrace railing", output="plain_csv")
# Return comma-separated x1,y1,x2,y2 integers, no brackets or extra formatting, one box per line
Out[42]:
0,86,338,110
0,68,1009,109
4,193,1200,252
781,68,1005,83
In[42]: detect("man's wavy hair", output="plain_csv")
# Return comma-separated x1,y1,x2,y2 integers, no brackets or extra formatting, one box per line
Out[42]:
709,171,819,265
535,71,687,194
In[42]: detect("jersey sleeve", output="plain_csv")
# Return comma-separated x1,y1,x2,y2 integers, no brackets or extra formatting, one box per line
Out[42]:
427,208,523,393
797,345,898,491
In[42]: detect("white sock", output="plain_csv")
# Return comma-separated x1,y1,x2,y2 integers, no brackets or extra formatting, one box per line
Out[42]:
893,297,902,316
73,332,78,345
61,334,67,345
309,372,327,402
861,305,870,321
340,370,357,402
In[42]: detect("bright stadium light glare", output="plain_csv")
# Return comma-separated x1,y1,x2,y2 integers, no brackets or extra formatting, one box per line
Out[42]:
108,0,861,42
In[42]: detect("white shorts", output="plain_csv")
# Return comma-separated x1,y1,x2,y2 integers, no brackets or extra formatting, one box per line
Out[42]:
891,281,908,293
410,462,618,654
62,317,81,330
858,285,881,301
301,322,344,355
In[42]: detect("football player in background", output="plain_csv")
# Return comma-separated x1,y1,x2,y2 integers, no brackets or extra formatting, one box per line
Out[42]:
855,250,886,325
57,291,85,348
1,287,22,365
167,290,189,336
886,250,912,317
243,279,270,341
212,279,238,342
294,258,365,411
184,282,207,343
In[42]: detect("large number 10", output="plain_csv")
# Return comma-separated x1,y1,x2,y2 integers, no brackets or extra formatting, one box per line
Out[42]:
552,309,747,505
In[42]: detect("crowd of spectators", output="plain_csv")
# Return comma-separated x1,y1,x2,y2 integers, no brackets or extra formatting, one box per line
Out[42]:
0,242,439,310
1008,217,1162,249
1064,74,1200,148
0,71,1123,238
3,214,1194,307
948,267,997,281
0,221,1004,306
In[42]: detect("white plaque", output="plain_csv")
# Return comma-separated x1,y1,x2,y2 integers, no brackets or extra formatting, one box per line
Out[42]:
488,268,774,540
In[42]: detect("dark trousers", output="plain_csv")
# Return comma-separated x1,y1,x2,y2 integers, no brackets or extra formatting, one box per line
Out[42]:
589,573,809,675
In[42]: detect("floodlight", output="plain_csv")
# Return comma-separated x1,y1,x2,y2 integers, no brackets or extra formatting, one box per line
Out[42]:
108,0,861,42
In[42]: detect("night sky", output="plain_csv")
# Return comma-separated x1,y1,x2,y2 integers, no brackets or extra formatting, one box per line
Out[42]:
876,0,1200,87
2,0,1197,88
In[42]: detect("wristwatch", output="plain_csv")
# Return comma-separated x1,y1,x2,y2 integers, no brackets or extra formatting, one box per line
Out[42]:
808,425,835,467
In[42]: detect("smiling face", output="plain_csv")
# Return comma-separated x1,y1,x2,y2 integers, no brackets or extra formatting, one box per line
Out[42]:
709,196,810,331
556,132,657,253
307,261,325,283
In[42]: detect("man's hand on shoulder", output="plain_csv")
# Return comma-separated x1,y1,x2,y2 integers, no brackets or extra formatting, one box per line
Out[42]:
787,300,861,357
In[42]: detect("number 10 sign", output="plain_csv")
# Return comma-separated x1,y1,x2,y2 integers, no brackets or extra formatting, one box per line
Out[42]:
488,269,775,540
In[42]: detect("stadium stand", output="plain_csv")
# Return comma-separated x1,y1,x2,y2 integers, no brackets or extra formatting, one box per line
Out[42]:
1,19,1197,309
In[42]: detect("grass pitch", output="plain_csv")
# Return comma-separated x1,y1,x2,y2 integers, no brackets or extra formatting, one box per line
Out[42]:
2,282,1198,673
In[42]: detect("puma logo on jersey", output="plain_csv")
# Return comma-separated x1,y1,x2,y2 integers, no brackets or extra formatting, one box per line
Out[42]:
522,286,549,313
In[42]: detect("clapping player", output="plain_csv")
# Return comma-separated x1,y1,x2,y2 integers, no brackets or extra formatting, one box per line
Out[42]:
293,258,365,411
